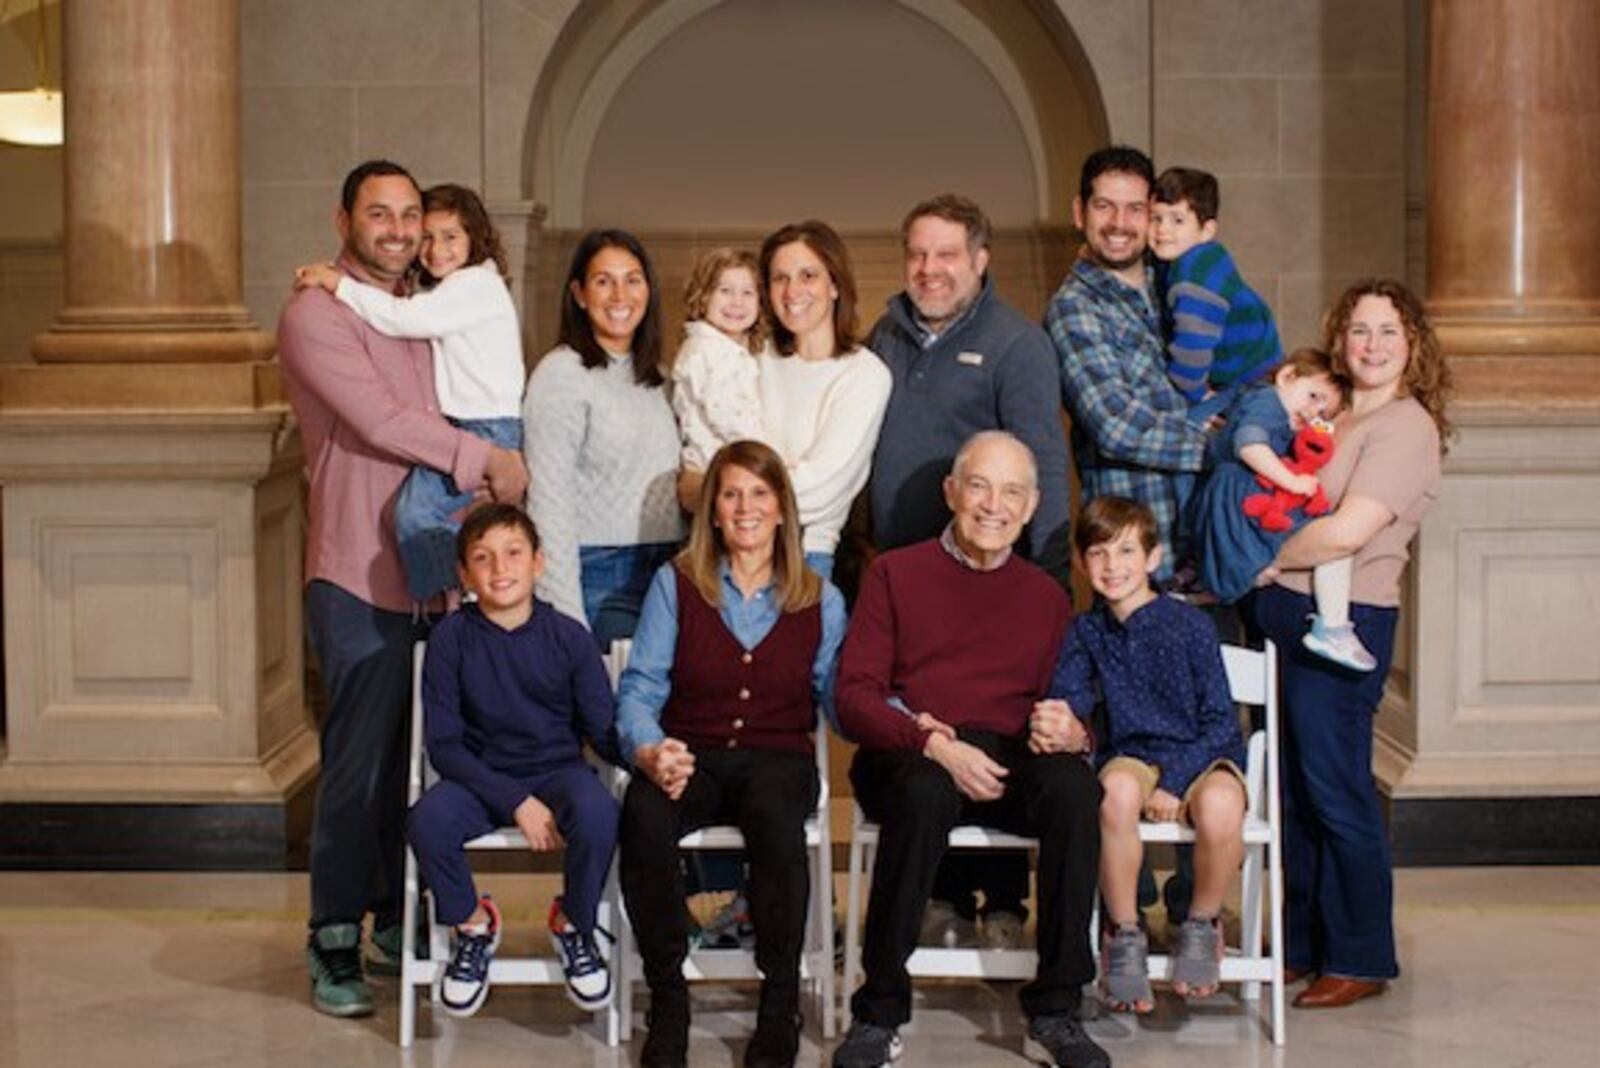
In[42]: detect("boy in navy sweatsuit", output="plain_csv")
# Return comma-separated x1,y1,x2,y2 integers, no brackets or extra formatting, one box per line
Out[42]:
407,503,621,1017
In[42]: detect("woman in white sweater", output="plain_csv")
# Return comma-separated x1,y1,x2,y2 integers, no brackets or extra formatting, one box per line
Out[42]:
754,220,892,579
523,230,685,648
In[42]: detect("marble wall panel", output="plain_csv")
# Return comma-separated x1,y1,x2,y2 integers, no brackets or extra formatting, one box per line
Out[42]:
1280,75,1406,176
1153,77,1280,174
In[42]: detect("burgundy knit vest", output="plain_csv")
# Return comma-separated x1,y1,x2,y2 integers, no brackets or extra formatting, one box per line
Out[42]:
661,568,821,755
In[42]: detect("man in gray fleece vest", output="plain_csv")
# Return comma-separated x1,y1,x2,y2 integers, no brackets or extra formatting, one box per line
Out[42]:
868,194,1072,585
865,194,1073,955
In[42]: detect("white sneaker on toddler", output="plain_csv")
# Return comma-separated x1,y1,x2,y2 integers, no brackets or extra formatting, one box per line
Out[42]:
1303,615,1378,672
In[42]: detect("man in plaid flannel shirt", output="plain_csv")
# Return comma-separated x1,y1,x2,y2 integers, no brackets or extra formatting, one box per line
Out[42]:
1045,146,1208,580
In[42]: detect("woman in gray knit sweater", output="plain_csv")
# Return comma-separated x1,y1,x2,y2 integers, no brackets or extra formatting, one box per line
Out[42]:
523,230,686,649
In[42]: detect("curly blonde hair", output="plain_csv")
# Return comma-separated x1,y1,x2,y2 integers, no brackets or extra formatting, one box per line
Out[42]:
682,248,768,354
1321,278,1453,453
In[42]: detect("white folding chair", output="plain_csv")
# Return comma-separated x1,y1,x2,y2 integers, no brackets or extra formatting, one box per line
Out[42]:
398,639,631,1047
612,639,838,1041
842,640,1285,1046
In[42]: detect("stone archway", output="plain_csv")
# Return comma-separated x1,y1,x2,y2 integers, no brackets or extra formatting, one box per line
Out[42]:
508,0,1120,349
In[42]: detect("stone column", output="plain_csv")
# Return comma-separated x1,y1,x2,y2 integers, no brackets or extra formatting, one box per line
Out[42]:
1424,0,1600,394
1379,0,1600,864
32,0,272,365
0,0,307,868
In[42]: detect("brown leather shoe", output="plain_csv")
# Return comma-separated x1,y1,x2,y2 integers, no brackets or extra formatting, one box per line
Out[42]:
1293,975,1387,1008
1283,966,1314,985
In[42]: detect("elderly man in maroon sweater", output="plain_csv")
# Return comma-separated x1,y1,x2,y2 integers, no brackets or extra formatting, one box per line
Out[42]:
278,160,528,1018
832,432,1109,1068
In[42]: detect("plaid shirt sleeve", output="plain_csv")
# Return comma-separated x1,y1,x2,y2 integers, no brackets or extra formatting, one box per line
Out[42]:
1046,281,1208,475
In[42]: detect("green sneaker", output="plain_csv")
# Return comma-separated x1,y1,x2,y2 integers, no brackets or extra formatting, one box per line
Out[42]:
366,921,403,977
308,923,375,1017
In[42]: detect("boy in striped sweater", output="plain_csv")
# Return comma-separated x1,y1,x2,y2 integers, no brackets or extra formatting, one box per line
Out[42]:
1150,167,1282,422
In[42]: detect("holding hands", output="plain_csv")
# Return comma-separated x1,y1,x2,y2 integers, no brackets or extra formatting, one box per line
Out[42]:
1028,698,1091,755
635,737,696,801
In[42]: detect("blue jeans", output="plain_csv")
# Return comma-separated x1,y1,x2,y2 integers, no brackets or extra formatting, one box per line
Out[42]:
394,416,522,602
1249,584,1400,980
579,541,679,651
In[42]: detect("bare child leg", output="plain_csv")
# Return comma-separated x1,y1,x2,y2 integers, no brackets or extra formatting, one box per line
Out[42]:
1172,770,1247,998
1099,767,1154,1013
1304,556,1378,671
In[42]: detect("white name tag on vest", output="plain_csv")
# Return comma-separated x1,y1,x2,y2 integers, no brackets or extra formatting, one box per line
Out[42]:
956,351,985,366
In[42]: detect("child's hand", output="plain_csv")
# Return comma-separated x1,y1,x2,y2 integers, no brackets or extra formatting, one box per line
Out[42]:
1145,789,1184,824
1288,472,1320,497
1142,788,1182,823
513,795,563,851
293,261,341,293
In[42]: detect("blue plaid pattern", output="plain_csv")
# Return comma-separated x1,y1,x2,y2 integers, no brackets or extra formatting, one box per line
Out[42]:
1045,258,1208,579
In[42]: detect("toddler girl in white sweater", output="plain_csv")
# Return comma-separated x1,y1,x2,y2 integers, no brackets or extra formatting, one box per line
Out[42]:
669,247,769,471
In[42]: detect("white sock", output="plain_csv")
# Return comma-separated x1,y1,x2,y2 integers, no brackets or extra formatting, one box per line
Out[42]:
1313,557,1354,628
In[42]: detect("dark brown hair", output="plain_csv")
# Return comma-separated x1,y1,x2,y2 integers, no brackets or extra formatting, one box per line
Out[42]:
1078,145,1154,204
559,229,665,387
676,440,820,613
1321,278,1453,450
456,503,540,564
1074,495,1159,556
420,184,510,286
340,159,418,212
759,220,860,358
1152,166,1220,224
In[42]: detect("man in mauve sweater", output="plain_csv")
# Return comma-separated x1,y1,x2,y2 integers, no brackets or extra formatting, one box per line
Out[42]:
831,432,1110,1068
277,159,528,1019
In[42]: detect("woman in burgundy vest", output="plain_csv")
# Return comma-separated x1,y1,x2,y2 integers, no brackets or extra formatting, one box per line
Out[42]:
616,440,847,1068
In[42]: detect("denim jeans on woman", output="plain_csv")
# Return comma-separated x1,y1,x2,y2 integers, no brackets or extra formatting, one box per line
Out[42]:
1249,583,1400,981
394,416,522,602
579,541,680,651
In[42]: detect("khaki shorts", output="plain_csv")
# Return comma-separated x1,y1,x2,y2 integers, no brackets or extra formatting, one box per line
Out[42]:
1099,755,1246,824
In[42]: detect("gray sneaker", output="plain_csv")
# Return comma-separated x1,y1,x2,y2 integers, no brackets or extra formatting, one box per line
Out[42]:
832,1020,903,1068
980,909,1027,950
918,899,977,948
307,923,375,1017
1024,1012,1111,1068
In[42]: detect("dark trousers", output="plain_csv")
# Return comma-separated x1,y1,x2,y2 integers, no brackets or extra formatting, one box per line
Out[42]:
304,580,427,929
931,850,1030,921
408,765,620,931
620,748,818,1018
849,733,1101,1027
1250,584,1400,980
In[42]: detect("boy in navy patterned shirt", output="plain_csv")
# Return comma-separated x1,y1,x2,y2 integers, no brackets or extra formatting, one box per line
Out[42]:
1038,496,1246,1015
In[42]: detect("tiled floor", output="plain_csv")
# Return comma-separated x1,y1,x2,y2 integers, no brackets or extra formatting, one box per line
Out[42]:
1,867,1596,1067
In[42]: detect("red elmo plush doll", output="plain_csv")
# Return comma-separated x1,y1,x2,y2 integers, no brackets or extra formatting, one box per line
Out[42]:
1242,420,1335,532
